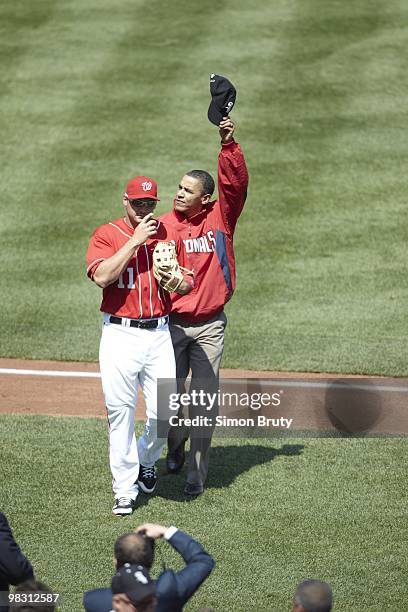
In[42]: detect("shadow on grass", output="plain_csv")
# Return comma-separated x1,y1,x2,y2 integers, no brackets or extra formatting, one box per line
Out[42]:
152,443,304,502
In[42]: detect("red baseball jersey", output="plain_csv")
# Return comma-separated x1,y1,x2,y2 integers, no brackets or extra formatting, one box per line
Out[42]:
86,218,192,319
159,140,248,323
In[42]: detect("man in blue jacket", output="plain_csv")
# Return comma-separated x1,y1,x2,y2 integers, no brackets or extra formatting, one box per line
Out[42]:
0,512,34,612
83,523,214,612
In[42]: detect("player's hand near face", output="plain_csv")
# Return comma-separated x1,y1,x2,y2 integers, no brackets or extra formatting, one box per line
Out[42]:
93,214,157,288
130,213,157,247
219,117,235,144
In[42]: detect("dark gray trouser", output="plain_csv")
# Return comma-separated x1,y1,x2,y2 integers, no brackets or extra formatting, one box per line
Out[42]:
167,311,227,485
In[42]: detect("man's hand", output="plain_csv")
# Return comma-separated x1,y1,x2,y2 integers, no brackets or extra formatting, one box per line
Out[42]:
135,523,168,539
129,213,157,247
219,116,235,144
92,213,157,288
158,271,192,295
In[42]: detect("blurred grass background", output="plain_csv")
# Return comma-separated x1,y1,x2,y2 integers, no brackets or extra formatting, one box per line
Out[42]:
1,0,407,374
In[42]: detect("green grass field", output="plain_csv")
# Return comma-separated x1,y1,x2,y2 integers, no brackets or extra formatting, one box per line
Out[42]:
1,1,408,611
1,0,407,374
1,416,407,612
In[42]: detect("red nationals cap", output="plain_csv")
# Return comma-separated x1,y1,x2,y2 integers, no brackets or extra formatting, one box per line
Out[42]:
125,176,160,201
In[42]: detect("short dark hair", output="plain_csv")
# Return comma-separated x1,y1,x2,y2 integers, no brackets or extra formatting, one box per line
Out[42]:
294,580,333,612
14,579,55,612
114,533,155,569
186,170,215,197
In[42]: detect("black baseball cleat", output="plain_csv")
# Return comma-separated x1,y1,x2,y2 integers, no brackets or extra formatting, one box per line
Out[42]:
184,482,204,497
166,441,186,474
112,497,137,516
137,465,157,494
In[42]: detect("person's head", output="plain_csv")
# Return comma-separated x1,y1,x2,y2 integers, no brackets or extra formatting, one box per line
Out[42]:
14,578,55,612
175,170,215,218
292,580,333,612
123,176,159,227
111,563,156,612
114,533,155,569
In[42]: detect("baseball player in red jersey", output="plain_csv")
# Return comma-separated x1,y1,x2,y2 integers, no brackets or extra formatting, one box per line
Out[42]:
86,176,193,515
159,117,249,496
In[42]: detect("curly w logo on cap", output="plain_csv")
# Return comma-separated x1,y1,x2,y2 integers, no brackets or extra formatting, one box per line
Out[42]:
125,176,160,201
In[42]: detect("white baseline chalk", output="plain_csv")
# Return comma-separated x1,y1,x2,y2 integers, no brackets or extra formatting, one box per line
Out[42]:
0,368,101,378
0,369,407,393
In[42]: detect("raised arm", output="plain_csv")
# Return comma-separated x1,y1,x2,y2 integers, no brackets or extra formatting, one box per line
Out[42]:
135,523,214,603
218,117,249,234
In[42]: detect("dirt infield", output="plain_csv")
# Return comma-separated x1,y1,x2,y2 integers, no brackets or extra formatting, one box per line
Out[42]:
1,359,407,436
0,357,335,419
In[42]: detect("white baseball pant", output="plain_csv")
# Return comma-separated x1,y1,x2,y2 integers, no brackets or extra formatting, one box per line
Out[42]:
99,313,176,500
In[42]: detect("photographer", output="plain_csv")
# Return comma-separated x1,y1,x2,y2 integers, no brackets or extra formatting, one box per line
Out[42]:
83,523,214,612
12,579,56,612
0,512,34,612
292,580,333,612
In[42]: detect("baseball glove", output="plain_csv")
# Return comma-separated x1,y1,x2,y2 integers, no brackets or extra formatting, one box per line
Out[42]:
152,241,186,292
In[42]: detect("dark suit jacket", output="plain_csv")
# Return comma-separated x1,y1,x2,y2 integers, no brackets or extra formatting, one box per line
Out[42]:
0,512,34,612
83,529,214,612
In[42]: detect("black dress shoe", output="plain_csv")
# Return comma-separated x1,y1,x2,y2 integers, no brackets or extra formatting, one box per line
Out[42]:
184,482,204,497
166,442,186,474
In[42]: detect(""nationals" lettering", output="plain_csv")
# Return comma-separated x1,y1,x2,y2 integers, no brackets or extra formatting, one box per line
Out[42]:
183,230,216,253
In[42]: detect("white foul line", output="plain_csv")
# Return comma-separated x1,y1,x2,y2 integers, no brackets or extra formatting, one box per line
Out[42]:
0,368,101,378
0,369,407,393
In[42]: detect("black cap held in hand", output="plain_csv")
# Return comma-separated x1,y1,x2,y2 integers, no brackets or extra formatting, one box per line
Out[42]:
208,74,237,126
111,563,156,604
